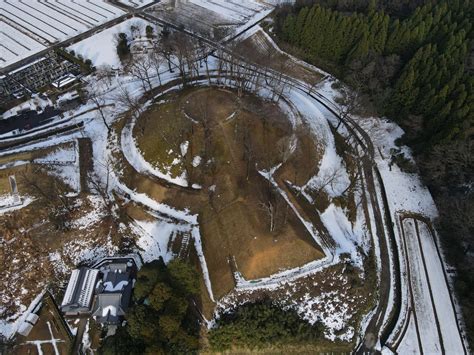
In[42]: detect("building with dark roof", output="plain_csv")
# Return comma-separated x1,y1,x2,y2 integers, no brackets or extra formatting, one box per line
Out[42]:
60,257,137,325
92,259,136,325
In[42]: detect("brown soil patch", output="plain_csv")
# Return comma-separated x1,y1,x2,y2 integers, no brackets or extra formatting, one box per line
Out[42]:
129,87,326,300
0,158,128,320
215,200,323,280
13,294,73,355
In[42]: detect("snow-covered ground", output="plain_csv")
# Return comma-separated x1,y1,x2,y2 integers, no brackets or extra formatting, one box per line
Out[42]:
150,0,273,42
68,17,155,69
118,0,156,8
389,218,465,354
313,71,469,352
1,95,53,120
403,219,442,353
0,290,45,342
2,14,464,349
132,218,189,263
356,117,438,219
0,0,125,68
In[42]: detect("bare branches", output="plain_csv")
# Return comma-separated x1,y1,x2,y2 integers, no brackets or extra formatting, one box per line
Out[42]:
259,199,276,233
88,86,111,133
335,82,362,130
148,50,164,86
259,183,288,234
115,82,142,117
19,168,73,231
303,166,345,200
88,158,114,214
128,55,154,92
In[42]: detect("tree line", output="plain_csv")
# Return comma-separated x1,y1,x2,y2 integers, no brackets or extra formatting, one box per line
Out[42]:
209,298,324,351
278,1,472,148
275,0,473,344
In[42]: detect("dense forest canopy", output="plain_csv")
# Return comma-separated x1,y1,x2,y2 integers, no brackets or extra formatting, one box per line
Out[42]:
274,0,473,345
279,0,472,147
209,299,324,350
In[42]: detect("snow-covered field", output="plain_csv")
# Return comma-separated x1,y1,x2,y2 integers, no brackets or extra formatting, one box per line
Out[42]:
389,218,465,354
150,0,273,42
68,17,155,69
118,0,156,8
0,0,125,68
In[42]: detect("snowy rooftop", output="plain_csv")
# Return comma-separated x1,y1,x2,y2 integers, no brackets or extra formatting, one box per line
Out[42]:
117,0,156,8
0,0,125,70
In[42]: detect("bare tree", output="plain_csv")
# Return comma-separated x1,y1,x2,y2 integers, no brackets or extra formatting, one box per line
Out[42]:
115,82,142,116
202,51,212,86
159,33,175,73
148,50,164,87
95,65,115,88
260,198,276,232
270,61,291,102
233,60,254,97
167,31,197,86
304,72,322,95
129,22,143,40
277,135,295,164
335,82,362,131
196,92,213,160
302,166,345,201
128,55,154,92
259,183,287,234
88,86,111,133
19,168,73,230
88,158,114,213
215,48,227,85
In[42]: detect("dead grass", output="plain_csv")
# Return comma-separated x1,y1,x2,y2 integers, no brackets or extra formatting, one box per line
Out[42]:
129,87,326,300
0,142,76,196
0,162,125,320
235,30,323,85
13,295,73,354
219,201,324,280
0,142,74,166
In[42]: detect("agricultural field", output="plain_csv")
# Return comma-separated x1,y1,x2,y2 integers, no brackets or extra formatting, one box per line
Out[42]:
149,0,273,42
0,0,125,68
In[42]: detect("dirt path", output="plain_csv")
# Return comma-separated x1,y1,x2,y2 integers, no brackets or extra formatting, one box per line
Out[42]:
78,138,92,193
71,318,87,355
